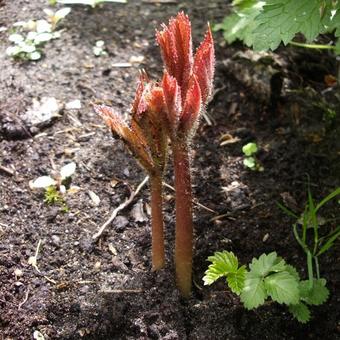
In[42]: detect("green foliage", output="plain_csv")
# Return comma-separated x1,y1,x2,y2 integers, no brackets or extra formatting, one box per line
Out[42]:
44,186,69,211
240,252,299,308
242,142,258,156
6,8,70,61
278,186,340,280
242,142,263,171
204,251,246,294
204,250,331,323
299,278,329,305
215,0,340,53
288,302,311,323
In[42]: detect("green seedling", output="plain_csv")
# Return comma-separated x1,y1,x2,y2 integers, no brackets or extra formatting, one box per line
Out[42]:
6,8,70,60
57,0,127,7
277,186,340,284
242,142,263,171
30,162,76,211
93,40,107,56
204,251,330,323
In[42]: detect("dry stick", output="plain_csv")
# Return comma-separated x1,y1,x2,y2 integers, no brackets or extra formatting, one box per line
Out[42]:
92,176,149,240
163,182,217,214
0,164,15,176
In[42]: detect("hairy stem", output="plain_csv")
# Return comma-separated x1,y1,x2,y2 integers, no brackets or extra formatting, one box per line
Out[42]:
173,141,193,297
150,174,165,270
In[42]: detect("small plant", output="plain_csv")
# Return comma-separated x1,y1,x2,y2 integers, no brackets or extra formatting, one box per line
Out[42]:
95,71,168,271
57,0,127,7
278,187,340,285
156,13,215,296
6,8,70,60
96,12,214,296
204,251,330,323
242,142,263,171
215,0,340,54
30,162,76,211
93,40,107,56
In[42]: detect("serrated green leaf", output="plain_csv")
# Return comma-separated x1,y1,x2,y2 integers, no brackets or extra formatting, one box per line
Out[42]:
203,251,239,285
240,271,267,309
284,264,300,281
288,302,311,323
214,2,264,47
253,0,323,51
264,271,300,305
249,252,281,276
299,279,329,305
227,265,247,295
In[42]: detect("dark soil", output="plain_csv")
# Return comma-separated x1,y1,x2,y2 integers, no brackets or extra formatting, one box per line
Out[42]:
0,0,339,339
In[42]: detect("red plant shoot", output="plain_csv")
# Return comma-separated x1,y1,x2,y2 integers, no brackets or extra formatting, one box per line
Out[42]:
157,12,215,296
95,71,168,271
95,12,214,295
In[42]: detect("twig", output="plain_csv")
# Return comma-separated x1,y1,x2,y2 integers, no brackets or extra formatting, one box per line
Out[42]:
28,239,42,272
92,176,149,240
163,182,217,214
100,288,143,294
18,288,29,310
0,164,15,176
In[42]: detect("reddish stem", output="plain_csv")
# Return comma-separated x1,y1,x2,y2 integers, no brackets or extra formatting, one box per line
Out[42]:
150,174,165,270
173,141,193,297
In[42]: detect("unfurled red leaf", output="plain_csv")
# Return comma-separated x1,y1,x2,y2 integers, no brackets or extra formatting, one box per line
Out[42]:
156,12,193,97
95,104,154,171
180,76,201,133
193,25,215,104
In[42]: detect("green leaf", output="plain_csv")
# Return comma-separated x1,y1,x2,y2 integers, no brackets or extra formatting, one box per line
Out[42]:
214,2,264,47
299,279,329,305
317,226,340,256
264,271,300,305
227,265,247,295
253,0,323,51
284,264,300,281
243,157,256,169
203,251,239,285
315,187,340,213
240,271,267,309
249,252,281,276
242,142,258,156
288,302,311,323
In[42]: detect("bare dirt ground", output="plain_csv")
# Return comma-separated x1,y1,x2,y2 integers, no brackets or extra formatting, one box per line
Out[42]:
0,0,339,339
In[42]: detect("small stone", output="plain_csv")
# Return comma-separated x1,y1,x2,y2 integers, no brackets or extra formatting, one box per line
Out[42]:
51,235,61,246
65,99,81,110
114,215,129,232
14,268,23,277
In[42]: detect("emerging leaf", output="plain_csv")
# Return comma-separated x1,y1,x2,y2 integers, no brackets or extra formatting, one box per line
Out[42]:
288,302,311,323
162,71,182,130
180,76,202,133
240,271,267,309
299,278,329,306
192,25,215,103
249,251,281,276
156,12,193,96
264,271,300,305
203,251,240,285
227,265,247,295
